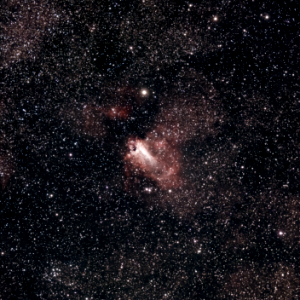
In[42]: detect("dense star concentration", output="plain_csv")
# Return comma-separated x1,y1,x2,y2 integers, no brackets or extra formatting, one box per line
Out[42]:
0,0,299,299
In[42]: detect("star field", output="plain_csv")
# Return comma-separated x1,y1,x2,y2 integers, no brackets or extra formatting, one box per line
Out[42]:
0,0,300,299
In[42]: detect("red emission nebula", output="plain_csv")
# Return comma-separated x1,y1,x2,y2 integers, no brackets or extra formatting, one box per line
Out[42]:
123,86,221,195
74,81,222,213
79,85,142,138
124,132,182,190
124,92,220,199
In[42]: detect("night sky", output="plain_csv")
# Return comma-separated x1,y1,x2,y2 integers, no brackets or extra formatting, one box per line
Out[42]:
0,0,300,299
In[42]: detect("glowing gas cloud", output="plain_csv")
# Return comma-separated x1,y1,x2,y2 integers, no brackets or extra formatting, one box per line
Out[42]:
124,133,182,190
123,90,222,193
65,78,223,214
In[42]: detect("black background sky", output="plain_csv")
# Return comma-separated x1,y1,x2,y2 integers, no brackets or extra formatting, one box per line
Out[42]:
0,0,300,299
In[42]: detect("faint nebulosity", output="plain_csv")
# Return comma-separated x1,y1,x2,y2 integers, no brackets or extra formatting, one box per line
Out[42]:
0,0,299,299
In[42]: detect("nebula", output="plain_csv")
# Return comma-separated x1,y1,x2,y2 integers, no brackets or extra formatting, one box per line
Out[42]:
101,85,142,121
67,78,223,215
68,84,142,139
123,89,222,193
124,132,182,190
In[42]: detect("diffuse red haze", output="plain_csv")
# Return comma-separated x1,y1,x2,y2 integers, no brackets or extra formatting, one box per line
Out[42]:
69,78,224,215
122,83,224,215
77,85,142,138
124,133,182,190
124,93,222,192
104,85,142,120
